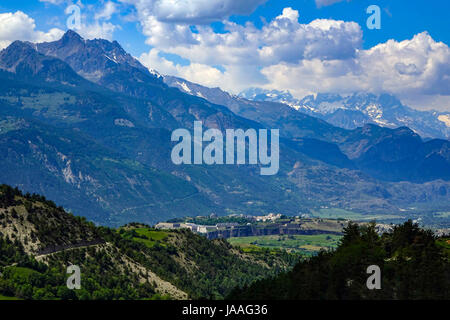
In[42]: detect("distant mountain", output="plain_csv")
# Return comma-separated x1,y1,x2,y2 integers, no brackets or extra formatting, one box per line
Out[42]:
339,124,450,182
0,31,449,226
239,88,450,140
239,88,298,106
165,75,450,182
164,75,348,142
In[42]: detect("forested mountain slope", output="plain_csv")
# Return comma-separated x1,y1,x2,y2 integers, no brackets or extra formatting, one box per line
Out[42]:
0,185,296,300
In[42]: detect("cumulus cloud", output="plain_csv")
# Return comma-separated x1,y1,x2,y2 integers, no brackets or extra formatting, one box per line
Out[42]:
136,7,363,93
359,33,450,96
140,7,362,63
141,48,223,86
0,11,64,49
260,32,450,110
120,0,268,24
127,2,450,111
0,3,119,46
140,48,267,90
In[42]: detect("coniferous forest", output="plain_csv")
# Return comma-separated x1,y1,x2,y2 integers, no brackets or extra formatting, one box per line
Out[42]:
228,221,450,300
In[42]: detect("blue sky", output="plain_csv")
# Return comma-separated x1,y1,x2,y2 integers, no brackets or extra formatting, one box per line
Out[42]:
0,0,449,111
1,1,449,55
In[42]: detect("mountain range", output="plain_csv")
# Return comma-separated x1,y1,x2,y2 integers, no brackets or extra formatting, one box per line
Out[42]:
165,75,450,183
239,88,450,140
0,30,449,226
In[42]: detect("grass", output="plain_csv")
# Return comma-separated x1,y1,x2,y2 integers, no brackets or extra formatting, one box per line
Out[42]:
0,294,21,300
131,229,169,248
135,229,169,240
228,234,342,256
436,238,450,257
234,243,281,255
6,266,40,278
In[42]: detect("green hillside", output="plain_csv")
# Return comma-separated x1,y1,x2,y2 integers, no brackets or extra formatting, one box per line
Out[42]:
0,185,297,300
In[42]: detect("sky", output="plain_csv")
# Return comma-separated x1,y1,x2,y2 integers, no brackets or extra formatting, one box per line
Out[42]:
0,0,449,112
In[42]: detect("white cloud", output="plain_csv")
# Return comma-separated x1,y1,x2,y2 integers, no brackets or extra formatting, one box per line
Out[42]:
64,2,119,40
95,1,118,20
260,32,450,111
76,22,118,40
140,49,227,88
139,7,362,64
359,33,450,96
0,11,64,49
140,48,267,91
128,2,450,112
136,6,363,93
0,5,118,47
120,0,267,24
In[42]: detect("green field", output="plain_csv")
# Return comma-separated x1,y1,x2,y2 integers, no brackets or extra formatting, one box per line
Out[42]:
228,234,342,256
0,294,21,300
123,228,169,248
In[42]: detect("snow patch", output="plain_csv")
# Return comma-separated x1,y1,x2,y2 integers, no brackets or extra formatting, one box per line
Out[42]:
149,68,162,78
195,91,206,99
104,54,118,64
438,115,450,127
177,81,192,93
365,104,383,119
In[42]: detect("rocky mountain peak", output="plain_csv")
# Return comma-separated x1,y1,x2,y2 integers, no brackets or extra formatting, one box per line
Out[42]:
35,31,160,85
61,29,84,43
